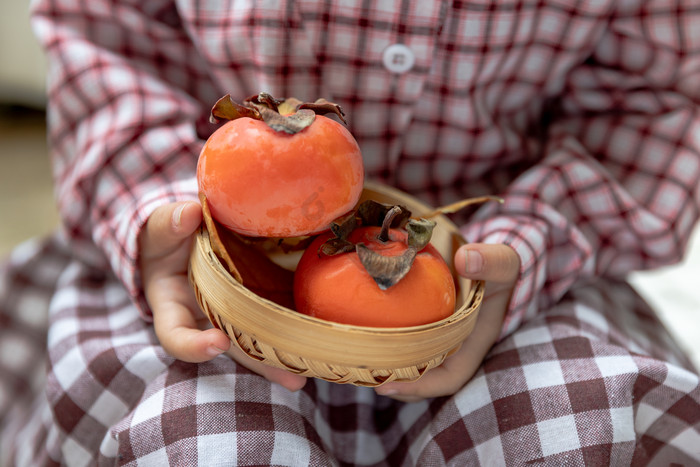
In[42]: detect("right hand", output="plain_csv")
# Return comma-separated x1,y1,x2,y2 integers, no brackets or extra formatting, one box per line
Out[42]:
139,201,307,392
375,243,520,401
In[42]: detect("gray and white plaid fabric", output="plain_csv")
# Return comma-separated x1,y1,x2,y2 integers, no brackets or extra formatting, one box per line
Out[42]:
2,0,700,464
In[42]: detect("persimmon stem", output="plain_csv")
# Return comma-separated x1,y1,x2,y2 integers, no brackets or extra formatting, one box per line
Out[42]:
379,206,402,242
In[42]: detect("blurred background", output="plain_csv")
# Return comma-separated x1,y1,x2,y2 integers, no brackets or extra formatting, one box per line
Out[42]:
0,2,58,256
1,2,699,369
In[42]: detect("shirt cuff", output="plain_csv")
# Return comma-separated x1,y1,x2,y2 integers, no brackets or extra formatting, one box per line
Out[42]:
460,204,596,340
107,177,199,321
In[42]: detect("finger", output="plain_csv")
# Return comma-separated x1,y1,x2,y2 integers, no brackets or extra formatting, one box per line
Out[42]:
225,344,308,392
454,243,520,284
376,245,517,401
153,296,231,363
140,201,202,262
374,364,464,403
375,289,504,401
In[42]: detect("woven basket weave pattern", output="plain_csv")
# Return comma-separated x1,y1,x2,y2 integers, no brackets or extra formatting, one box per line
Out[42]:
188,183,484,387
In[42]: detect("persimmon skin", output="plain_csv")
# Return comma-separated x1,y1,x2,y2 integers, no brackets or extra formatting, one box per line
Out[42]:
197,115,364,237
293,227,457,327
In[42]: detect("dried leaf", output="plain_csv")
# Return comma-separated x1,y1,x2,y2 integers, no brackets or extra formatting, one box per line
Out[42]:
423,195,504,218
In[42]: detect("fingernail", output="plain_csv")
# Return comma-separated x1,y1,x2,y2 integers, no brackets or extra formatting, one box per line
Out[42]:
173,203,187,228
206,345,226,358
376,387,398,396
464,249,484,274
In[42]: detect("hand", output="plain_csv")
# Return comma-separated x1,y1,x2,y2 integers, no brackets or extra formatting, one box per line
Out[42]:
139,201,307,391
374,243,520,402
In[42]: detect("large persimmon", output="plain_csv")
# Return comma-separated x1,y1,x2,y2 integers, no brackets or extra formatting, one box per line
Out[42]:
197,94,364,238
293,203,457,327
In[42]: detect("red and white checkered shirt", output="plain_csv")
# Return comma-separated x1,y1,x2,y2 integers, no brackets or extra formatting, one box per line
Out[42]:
2,0,697,465
31,0,700,338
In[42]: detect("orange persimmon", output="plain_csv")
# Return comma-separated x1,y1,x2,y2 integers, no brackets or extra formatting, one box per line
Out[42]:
293,215,457,327
197,94,364,238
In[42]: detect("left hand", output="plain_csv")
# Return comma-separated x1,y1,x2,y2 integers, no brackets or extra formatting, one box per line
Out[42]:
374,243,520,402
139,201,307,392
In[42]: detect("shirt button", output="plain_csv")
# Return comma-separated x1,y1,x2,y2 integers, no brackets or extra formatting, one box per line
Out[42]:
382,43,415,74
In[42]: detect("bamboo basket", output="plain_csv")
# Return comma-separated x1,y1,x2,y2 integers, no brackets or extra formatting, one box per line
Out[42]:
188,181,484,387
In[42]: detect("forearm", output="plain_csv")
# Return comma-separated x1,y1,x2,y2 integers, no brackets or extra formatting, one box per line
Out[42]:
31,0,215,309
464,111,700,340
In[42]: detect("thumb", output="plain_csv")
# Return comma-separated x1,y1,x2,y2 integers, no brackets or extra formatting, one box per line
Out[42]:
454,243,520,284
141,201,202,261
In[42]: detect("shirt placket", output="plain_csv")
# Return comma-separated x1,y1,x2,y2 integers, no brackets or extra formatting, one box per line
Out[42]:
292,1,449,183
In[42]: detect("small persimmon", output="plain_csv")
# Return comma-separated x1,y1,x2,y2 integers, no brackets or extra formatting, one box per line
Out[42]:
293,204,457,327
197,93,364,238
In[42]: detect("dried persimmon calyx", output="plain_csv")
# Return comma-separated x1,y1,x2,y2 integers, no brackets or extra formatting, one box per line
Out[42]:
356,243,417,290
318,193,506,290
318,200,437,290
406,218,435,250
208,92,347,134
356,206,436,290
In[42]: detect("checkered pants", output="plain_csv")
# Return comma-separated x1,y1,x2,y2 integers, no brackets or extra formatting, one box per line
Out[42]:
2,234,699,466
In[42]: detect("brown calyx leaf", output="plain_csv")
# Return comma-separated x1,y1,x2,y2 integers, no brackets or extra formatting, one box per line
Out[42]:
245,92,283,112
258,107,316,134
317,211,357,256
315,193,502,290
329,211,358,240
208,92,348,134
210,94,261,124
299,98,347,125
356,243,417,290
318,200,430,289
356,200,410,230
406,218,436,251
319,237,356,256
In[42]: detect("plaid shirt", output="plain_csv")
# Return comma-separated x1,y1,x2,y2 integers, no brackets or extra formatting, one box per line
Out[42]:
1,0,698,465
31,0,700,337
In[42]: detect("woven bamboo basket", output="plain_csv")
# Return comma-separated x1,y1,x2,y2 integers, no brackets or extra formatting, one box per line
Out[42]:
188,181,484,387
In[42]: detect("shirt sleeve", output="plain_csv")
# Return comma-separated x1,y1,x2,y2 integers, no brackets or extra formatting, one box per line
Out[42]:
30,0,218,317
461,2,700,338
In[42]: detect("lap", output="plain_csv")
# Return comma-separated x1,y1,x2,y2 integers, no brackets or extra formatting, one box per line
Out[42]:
429,282,699,465
2,236,699,466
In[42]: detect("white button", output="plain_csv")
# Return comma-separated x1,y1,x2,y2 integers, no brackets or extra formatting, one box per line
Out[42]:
382,43,415,74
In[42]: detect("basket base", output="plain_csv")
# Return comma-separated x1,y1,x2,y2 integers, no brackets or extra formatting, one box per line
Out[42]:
224,322,456,387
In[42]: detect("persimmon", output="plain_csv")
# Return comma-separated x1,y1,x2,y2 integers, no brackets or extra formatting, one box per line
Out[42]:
197,93,364,238
293,202,457,327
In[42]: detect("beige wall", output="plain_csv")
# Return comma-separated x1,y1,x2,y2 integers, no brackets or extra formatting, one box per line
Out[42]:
0,2,47,107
